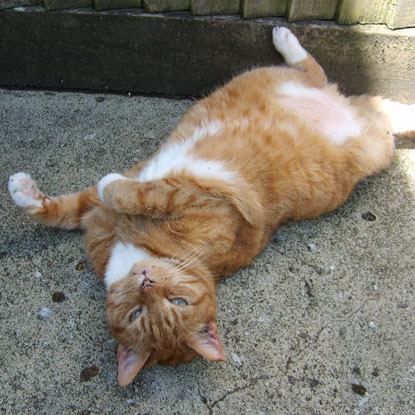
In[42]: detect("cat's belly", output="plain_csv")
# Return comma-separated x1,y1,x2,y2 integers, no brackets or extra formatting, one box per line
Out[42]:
277,81,361,144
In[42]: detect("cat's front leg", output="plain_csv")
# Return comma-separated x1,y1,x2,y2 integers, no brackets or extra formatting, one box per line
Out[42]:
8,172,99,229
98,173,210,218
97,173,132,212
98,173,184,217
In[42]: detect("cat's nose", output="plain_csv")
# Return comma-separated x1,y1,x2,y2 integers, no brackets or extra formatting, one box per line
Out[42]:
131,263,155,276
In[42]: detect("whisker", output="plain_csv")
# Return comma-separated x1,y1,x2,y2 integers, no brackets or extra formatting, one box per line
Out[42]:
173,245,207,273
175,244,205,265
179,273,219,279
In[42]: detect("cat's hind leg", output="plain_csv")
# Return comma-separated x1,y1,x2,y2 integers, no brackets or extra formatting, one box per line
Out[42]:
272,27,327,87
8,172,100,229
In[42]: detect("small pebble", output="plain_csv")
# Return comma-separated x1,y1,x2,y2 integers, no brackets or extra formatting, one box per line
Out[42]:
34,270,42,278
52,292,66,302
369,321,377,329
329,265,336,271
80,365,99,382
126,399,135,405
362,211,376,222
307,243,316,252
351,383,367,396
38,307,52,319
231,352,242,366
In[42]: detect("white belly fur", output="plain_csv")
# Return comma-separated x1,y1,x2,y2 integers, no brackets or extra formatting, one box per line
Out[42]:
278,81,361,145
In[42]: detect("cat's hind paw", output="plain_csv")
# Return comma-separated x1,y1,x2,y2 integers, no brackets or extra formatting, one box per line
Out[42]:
8,172,44,211
272,26,307,65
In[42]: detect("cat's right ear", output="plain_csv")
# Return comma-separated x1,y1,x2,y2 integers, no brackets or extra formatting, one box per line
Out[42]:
117,343,150,387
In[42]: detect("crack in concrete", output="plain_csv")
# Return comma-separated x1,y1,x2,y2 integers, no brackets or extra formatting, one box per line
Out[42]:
284,325,327,373
199,375,272,413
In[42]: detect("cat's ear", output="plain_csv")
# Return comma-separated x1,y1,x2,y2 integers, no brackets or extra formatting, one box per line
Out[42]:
117,343,150,387
187,321,226,362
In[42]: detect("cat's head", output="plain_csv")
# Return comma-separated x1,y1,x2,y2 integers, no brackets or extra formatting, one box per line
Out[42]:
106,259,225,386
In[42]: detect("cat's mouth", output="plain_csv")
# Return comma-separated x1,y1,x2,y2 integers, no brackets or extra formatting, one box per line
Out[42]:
140,275,155,290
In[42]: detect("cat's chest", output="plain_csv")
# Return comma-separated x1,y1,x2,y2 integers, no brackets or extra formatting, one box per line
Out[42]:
135,120,237,184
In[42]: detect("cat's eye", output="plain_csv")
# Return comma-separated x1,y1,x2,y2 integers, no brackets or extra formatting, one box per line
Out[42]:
129,307,143,321
169,298,188,306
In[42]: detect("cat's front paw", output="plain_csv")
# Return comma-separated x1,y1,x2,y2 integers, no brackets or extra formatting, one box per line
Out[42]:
97,173,126,203
272,26,307,65
8,172,44,210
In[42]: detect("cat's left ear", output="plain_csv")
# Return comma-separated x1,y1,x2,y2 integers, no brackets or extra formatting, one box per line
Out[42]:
117,343,150,387
187,321,226,362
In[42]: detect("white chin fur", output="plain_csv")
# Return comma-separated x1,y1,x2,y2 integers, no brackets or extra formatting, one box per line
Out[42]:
104,241,154,290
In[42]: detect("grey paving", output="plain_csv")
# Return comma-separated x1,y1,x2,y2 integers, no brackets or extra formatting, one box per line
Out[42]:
1,88,415,414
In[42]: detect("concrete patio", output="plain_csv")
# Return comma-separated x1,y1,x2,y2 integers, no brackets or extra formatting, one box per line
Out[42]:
1,86,415,414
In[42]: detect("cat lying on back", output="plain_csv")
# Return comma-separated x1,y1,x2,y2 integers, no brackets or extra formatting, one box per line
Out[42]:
8,27,414,386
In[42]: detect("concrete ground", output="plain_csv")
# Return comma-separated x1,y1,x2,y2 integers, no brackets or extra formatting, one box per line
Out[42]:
1,87,415,415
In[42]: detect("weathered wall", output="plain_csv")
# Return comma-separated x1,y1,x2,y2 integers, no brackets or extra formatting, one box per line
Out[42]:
1,9,414,102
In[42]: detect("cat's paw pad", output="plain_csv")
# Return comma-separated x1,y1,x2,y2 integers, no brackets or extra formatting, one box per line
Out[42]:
272,26,307,65
97,173,126,202
8,172,43,209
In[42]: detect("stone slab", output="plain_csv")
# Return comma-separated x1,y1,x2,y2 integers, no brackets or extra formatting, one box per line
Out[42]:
191,0,240,15
241,0,287,18
44,0,93,11
144,0,189,12
94,0,141,10
0,8,414,102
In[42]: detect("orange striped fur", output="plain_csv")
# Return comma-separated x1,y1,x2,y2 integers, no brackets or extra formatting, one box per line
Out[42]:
10,27,410,386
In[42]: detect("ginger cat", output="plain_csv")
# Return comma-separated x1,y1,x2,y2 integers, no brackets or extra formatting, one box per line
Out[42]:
8,27,414,387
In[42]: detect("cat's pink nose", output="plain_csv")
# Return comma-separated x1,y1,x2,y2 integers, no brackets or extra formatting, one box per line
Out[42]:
131,263,155,276
132,267,149,277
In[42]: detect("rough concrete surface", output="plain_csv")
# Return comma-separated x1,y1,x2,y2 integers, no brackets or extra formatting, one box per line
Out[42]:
1,88,415,415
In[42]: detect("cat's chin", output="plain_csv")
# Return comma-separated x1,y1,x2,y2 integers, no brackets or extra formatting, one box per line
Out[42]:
145,345,199,368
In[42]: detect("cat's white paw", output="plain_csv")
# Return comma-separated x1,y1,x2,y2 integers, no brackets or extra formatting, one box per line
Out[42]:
97,173,126,202
8,172,43,209
272,26,307,65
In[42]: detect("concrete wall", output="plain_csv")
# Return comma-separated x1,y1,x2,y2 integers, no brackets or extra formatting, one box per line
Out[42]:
0,9,414,102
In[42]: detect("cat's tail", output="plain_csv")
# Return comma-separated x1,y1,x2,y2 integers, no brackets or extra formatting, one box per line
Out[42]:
8,172,100,229
378,99,415,137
